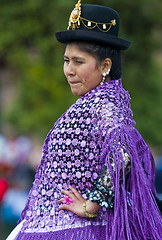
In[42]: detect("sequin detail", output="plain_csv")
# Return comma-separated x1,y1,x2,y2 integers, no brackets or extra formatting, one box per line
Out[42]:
86,149,131,208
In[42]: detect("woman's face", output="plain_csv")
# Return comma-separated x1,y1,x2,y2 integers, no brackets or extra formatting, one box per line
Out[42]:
63,43,103,96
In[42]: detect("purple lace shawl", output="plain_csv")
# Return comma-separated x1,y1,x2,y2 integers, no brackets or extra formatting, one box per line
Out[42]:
18,79,161,240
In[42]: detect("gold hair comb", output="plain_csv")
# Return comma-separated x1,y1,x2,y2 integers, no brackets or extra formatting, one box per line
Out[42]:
68,0,82,30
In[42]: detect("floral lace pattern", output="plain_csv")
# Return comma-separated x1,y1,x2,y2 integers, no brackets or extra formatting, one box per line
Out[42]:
19,79,135,234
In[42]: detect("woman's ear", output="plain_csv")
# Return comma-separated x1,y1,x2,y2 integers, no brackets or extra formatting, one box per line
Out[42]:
102,58,112,73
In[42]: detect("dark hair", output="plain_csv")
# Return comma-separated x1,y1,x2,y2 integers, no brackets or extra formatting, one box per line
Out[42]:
67,41,122,80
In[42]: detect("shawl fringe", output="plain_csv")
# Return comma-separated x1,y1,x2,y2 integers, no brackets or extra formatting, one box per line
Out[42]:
102,126,161,240
17,225,106,240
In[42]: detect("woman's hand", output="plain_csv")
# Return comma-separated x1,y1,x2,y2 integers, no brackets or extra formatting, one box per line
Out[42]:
59,186,100,218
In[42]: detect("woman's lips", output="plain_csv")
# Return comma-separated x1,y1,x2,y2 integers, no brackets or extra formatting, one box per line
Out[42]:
69,81,80,85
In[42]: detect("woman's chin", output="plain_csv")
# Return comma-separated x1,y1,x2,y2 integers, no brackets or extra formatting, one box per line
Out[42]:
70,87,84,97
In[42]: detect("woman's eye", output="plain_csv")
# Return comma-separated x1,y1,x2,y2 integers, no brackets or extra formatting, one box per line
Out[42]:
64,59,69,63
76,60,83,64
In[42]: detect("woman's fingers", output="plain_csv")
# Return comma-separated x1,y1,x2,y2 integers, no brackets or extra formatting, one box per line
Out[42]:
58,187,88,218
59,204,70,211
60,187,85,205
69,186,84,200
58,198,64,204
61,186,82,200
61,189,75,200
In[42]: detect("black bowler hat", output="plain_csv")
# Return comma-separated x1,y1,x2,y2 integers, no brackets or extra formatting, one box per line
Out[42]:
55,0,130,50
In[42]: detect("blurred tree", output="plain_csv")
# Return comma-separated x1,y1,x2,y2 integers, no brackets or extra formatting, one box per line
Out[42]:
0,0,162,145
0,0,77,138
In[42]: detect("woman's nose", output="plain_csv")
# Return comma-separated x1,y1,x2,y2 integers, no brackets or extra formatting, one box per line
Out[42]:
65,62,75,76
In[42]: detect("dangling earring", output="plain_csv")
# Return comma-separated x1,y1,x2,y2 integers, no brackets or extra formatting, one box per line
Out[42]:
100,69,110,85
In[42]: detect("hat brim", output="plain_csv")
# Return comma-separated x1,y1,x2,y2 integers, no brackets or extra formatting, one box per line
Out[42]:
55,30,130,50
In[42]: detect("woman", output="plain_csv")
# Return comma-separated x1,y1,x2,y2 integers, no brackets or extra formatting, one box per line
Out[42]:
7,1,161,240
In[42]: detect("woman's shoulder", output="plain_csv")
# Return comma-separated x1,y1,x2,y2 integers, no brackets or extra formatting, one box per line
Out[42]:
58,79,133,128
79,82,134,129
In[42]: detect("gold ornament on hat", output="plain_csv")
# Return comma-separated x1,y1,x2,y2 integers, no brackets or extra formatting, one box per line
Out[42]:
80,18,116,33
67,0,81,30
67,0,116,33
